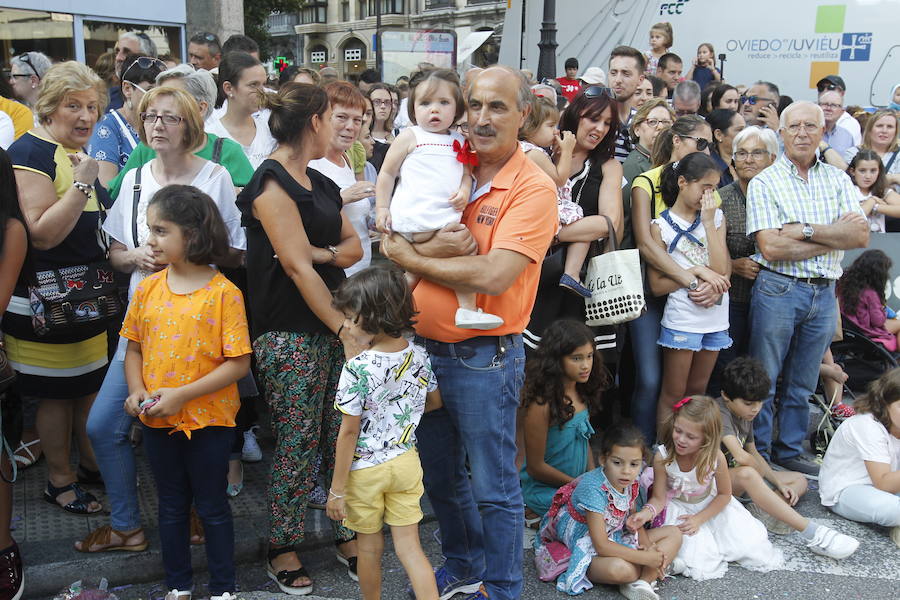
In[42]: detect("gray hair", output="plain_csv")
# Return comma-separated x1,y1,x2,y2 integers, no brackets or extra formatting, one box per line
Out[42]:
673,80,701,104
470,65,532,111
732,125,779,157
156,64,216,120
120,32,158,58
779,100,825,130
12,51,52,79
751,80,780,102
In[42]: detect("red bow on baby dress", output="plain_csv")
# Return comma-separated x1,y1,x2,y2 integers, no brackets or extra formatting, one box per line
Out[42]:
453,139,479,166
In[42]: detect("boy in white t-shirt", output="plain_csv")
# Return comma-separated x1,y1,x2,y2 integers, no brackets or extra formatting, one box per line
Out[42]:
718,357,859,558
326,266,442,600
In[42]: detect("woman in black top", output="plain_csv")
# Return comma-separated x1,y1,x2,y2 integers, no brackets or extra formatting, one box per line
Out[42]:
525,88,623,365
236,83,363,595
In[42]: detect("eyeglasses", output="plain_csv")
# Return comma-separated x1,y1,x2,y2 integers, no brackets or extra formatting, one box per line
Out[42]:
733,149,770,161
455,122,469,134
122,56,168,81
140,112,184,126
740,95,775,106
784,122,821,136
818,102,842,110
583,86,615,99
674,108,696,117
677,134,710,151
371,99,392,107
644,118,673,128
16,52,39,79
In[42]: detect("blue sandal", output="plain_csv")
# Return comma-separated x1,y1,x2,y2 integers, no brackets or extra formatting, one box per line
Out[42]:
44,481,101,515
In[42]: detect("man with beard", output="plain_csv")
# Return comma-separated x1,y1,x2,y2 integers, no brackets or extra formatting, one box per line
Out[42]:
608,45,646,162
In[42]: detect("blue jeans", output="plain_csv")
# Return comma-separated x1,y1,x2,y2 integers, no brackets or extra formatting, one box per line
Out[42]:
86,358,140,531
415,335,525,600
628,295,664,444
749,270,836,461
143,425,235,594
708,300,750,396
831,484,900,527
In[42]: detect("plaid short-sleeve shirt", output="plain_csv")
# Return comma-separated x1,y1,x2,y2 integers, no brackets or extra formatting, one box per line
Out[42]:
746,154,863,280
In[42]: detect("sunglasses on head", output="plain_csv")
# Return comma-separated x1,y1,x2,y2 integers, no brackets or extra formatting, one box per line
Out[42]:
17,52,39,79
818,83,842,92
583,86,615,100
123,56,167,75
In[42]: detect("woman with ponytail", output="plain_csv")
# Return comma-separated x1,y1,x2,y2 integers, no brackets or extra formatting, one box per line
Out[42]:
820,367,900,548
627,115,721,443
236,82,364,594
647,153,731,432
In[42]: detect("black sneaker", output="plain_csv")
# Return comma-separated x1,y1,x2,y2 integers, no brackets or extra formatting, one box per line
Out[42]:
0,542,24,600
773,453,820,478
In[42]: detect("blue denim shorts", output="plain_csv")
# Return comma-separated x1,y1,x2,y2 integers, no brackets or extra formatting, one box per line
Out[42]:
658,326,732,352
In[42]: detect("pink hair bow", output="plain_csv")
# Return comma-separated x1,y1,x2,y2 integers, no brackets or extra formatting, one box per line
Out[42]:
673,397,692,412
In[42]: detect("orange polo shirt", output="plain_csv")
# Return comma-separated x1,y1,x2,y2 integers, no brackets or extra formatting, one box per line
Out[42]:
413,147,557,343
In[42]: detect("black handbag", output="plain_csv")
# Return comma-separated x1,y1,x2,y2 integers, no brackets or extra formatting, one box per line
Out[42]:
27,188,123,335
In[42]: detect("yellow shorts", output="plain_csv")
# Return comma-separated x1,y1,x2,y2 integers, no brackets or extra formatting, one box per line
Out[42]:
344,448,425,534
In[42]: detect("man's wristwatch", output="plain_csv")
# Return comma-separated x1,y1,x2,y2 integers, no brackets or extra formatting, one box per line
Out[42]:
688,279,700,291
801,223,814,241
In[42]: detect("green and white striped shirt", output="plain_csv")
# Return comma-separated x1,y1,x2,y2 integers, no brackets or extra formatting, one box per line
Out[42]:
746,154,862,280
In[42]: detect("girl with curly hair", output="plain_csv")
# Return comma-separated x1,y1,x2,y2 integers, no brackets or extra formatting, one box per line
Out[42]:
837,249,900,351
520,320,611,523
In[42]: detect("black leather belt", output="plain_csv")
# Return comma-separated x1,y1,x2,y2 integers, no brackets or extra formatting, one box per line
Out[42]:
415,335,516,359
760,265,832,286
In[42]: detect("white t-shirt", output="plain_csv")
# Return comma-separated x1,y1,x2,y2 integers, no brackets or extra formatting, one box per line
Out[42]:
653,209,729,333
334,341,437,470
204,109,277,170
837,111,863,147
857,187,886,233
0,111,14,150
819,413,900,506
104,159,246,359
309,155,371,276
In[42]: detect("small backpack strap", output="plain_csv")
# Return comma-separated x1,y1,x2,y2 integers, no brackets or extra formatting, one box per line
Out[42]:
131,166,142,248
212,136,224,164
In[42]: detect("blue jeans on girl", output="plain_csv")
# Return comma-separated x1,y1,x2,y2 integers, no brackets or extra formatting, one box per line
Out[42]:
143,425,235,594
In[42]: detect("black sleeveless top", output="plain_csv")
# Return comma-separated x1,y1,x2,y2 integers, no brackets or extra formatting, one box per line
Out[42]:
236,159,344,339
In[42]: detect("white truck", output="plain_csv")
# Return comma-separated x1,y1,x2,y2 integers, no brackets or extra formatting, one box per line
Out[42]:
500,0,900,107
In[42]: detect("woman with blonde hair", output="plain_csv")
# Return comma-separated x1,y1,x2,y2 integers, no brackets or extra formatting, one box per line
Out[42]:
832,109,900,190
4,61,108,514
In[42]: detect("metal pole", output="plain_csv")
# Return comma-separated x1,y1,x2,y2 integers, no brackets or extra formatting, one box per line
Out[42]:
536,0,557,82
520,0,527,69
376,0,383,77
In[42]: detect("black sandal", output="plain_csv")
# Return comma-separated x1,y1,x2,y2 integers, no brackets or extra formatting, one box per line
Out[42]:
76,464,104,487
43,481,101,515
266,545,313,596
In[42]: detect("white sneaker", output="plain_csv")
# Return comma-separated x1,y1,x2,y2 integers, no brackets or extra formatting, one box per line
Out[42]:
455,308,504,330
669,557,687,575
242,426,262,462
805,525,859,559
746,502,793,535
618,579,659,600
164,590,191,600
890,525,900,549
211,594,237,600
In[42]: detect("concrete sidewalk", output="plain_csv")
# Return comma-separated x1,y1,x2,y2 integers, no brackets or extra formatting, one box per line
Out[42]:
16,424,417,598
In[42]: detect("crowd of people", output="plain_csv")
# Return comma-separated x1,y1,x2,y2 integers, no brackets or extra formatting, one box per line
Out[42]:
0,21,899,600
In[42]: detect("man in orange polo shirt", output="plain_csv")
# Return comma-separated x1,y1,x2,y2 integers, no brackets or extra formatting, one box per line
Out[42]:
382,66,557,600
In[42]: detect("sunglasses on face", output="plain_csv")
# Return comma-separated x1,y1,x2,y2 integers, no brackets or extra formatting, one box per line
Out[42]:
678,134,710,151
583,86,615,100
740,95,775,106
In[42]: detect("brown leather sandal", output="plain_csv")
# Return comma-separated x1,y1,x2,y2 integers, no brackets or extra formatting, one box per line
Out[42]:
75,525,148,553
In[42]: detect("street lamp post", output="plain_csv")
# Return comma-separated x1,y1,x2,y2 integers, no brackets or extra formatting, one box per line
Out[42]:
536,0,557,81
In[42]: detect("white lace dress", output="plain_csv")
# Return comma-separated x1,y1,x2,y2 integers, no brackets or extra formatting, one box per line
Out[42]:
658,445,784,581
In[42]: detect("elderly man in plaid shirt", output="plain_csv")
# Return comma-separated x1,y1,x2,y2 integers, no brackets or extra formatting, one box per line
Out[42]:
746,100,869,477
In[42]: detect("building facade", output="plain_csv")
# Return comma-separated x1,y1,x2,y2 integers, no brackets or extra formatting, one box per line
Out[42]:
267,0,503,80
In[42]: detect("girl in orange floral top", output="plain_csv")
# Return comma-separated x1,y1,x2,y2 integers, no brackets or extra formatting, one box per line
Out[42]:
121,184,251,600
